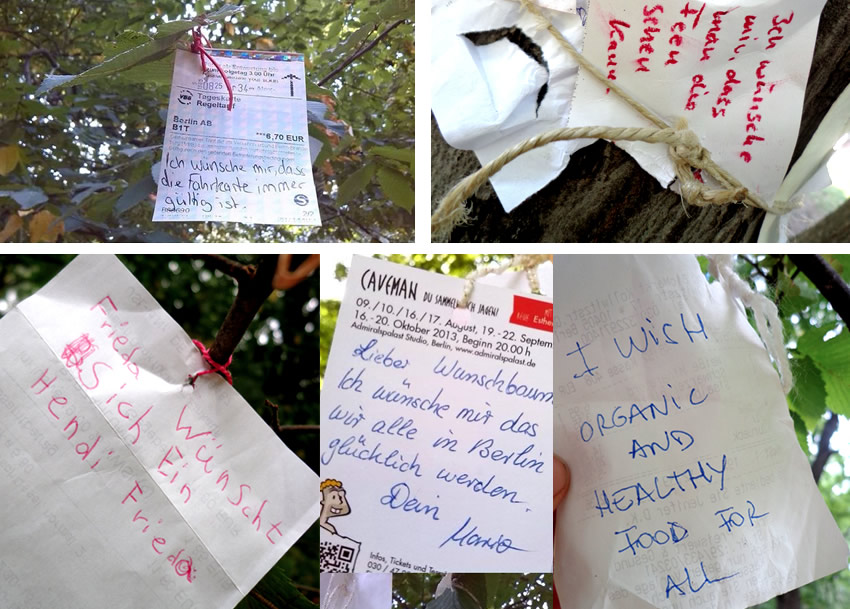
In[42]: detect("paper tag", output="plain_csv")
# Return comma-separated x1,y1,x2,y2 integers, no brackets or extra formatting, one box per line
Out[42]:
0,256,318,609
155,48,321,225
553,255,849,609
569,1,827,205
320,256,553,572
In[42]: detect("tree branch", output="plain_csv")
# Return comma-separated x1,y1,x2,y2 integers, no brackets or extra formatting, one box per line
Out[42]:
787,254,850,329
812,412,839,483
193,254,254,284
318,19,406,86
206,255,278,366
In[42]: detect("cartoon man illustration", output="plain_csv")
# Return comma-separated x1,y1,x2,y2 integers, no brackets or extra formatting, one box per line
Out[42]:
320,479,351,535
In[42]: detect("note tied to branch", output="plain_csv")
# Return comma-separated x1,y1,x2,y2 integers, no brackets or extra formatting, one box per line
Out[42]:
320,256,553,572
0,255,318,609
569,1,827,206
155,48,321,225
553,255,849,609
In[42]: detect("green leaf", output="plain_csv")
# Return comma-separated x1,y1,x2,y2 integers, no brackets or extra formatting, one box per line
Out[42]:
789,409,810,456
369,145,413,164
337,162,376,206
788,355,828,431
376,166,413,211
797,326,850,418
36,5,243,95
0,187,47,209
115,175,156,215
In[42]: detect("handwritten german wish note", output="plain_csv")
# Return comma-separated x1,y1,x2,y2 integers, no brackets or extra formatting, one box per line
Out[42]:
553,255,848,609
569,1,827,206
320,256,553,572
0,255,318,609
155,48,321,225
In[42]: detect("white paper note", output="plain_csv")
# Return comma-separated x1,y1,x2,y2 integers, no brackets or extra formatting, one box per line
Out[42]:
320,573,392,609
569,1,827,207
320,256,553,572
0,255,318,609
553,255,849,609
155,48,321,225
431,0,588,211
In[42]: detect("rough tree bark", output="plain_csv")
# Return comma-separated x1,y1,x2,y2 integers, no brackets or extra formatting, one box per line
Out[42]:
431,0,850,242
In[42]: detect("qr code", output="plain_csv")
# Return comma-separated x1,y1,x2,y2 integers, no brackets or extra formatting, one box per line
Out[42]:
320,541,356,572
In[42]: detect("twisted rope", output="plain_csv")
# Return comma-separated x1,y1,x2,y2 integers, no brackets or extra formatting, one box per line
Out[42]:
460,254,551,307
431,0,796,242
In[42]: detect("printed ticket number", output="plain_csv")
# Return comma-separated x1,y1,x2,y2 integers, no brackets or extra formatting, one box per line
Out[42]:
320,256,553,572
0,255,318,609
553,255,849,609
155,48,321,225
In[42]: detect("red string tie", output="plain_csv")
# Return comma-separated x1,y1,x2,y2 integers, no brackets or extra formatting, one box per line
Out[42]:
190,28,234,111
190,339,233,385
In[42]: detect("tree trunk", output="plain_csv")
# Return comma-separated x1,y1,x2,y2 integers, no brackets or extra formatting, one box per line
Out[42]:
793,199,850,242
431,0,850,242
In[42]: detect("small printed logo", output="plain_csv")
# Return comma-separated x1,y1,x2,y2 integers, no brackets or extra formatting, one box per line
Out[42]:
178,89,193,105
294,193,309,207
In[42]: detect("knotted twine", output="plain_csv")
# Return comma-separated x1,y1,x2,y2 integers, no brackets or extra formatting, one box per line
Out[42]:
189,339,234,385
708,255,793,394
431,0,798,242
459,254,551,308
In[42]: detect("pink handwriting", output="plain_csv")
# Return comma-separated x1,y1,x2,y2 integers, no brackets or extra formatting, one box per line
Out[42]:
30,369,114,470
121,481,196,583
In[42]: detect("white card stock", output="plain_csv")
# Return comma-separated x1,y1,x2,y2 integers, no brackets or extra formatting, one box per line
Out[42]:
553,254,848,609
569,1,827,208
0,255,318,609
320,256,553,572
156,48,321,225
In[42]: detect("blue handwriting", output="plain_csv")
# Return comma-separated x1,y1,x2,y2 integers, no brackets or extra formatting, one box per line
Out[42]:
439,516,527,553
629,429,694,459
594,455,726,518
616,521,688,556
380,482,440,521
321,434,423,477
467,439,545,473
432,357,553,404
579,383,708,443
328,404,365,428
436,468,523,504
614,313,708,360
352,338,409,369
665,561,739,598
715,500,768,533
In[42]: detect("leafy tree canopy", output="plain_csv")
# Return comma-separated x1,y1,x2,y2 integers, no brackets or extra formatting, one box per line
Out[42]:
0,0,413,243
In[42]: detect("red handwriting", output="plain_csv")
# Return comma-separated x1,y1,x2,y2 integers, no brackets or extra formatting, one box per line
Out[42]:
685,74,707,111
30,369,115,470
712,69,741,118
163,405,285,544
637,5,663,73
701,10,730,62
90,295,142,381
730,15,757,61
666,3,704,66
766,12,794,50
607,19,632,90
122,481,196,583
740,60,774,163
